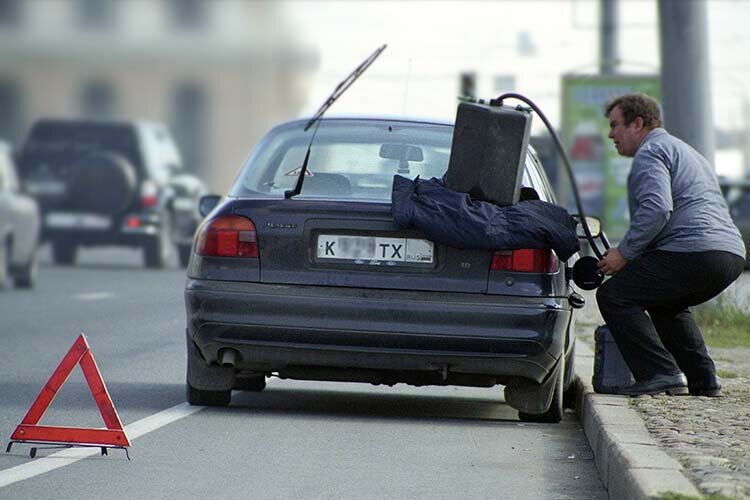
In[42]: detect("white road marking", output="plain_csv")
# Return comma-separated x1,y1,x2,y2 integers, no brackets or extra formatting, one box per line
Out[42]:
73,292,115,301
0,402,204,489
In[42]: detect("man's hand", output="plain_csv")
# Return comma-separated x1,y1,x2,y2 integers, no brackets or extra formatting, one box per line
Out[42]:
597,248,628,275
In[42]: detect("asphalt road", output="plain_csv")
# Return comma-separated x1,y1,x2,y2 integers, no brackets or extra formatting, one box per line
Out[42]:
0,246,605,499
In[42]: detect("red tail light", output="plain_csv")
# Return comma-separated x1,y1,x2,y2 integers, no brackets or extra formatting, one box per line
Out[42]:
490,249,559,273
195,215,258,258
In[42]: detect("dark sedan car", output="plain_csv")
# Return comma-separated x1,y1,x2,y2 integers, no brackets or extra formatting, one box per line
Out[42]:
184,117,582,423
0,142,40,288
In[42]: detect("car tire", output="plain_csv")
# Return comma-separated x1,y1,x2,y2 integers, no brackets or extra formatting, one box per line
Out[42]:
187,383,231,407
234,375,267,392
562,341,577,409
14,251,38,289
68,152,137,215
518,359,564,424
178,244,191,268
0,240,8,289
52,240,77,266
144,211,172,269
185,332,233,407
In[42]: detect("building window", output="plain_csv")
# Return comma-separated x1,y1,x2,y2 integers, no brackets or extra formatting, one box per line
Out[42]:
0,80,23,144
79,80,117,119
76,0,116,29
0,0,21,27
170,82,208,176
169,0,208,30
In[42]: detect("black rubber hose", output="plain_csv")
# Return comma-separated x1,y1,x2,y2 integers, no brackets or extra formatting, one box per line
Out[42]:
491,93,605,260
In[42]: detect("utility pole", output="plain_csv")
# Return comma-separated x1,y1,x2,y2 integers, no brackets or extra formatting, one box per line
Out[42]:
658,0,715,166
600,0,618,75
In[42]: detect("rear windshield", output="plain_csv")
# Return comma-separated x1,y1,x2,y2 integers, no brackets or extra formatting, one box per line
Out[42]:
231,119,454,201
20,121,141,172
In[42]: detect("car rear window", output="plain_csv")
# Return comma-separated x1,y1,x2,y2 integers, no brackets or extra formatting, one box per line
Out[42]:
231,119,454,201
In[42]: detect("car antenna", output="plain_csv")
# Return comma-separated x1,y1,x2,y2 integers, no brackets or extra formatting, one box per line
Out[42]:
284,44,387,199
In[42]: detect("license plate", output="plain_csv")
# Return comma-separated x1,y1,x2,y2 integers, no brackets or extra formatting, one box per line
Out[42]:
46,212,111,230
316,234,434,264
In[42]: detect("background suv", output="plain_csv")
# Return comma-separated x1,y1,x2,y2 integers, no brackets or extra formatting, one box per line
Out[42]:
17,119,206,268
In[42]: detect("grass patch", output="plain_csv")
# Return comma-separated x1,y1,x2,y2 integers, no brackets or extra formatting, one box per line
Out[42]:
716,369,739,379
693,297,750,348
659,493,740,500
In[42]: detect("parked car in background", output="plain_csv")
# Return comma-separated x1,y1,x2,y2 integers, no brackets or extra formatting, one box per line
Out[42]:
184,116,584,423
720,177,750,267
0,141,40,288
16,119,206,268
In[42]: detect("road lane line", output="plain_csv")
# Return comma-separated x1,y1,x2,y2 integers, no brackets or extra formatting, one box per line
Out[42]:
0,402,203,489
73,292,115,301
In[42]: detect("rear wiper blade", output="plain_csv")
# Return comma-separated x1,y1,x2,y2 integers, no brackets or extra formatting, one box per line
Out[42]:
285,44,387,199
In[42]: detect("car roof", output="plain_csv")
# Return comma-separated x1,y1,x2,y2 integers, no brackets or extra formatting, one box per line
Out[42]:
279,115,455,129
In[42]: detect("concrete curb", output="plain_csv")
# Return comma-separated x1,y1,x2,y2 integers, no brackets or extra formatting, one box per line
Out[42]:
573,341,702,500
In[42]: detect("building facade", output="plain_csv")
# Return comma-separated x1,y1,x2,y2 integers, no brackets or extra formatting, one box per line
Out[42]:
0,0,316,191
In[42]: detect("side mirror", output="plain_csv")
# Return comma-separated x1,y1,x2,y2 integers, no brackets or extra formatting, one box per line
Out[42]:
573,215,602,239
199,194,221,217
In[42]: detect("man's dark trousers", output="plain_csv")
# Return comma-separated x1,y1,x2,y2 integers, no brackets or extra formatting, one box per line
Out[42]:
596,250,745,386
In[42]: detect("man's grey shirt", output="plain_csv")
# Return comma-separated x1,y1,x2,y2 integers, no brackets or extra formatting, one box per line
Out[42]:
618,128,746,261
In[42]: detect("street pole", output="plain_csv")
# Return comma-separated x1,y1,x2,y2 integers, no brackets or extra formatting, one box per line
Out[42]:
658,0,715,166
600,0,618,75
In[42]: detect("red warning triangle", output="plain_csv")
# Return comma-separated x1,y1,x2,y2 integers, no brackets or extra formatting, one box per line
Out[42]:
9,333,130,449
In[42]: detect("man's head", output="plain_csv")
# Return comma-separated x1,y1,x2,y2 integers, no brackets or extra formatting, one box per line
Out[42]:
604,93,663,157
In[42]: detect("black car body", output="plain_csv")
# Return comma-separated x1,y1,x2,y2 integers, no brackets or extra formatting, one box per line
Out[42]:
17,119,206,268
184,117,581,422
0,141,40,288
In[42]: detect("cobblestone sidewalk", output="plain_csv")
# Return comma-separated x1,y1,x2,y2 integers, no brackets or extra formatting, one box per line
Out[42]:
575,289,750,499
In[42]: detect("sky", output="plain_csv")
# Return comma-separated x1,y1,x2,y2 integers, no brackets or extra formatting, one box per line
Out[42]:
281,0,750,138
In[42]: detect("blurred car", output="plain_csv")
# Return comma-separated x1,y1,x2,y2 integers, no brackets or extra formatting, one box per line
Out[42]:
16,119,206,268
184,117,582,423
720,178,750,267
0,141,40,288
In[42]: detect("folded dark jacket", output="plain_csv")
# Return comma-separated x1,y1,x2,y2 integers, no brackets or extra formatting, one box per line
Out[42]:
391,175,579,260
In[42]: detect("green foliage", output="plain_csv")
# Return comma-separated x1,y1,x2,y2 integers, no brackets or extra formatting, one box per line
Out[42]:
659,493,740,500
693,296,750,348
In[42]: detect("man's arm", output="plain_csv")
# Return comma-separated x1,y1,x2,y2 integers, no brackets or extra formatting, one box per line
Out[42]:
617,146,673,261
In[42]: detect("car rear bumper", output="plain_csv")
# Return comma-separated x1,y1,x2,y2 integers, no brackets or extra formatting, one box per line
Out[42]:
185,279,573,385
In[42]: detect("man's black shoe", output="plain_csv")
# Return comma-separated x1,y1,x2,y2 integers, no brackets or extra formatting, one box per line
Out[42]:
619,373,688,396
689,375,722,397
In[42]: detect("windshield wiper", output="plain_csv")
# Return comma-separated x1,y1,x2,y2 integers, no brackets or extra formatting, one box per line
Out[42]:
284,44,387,199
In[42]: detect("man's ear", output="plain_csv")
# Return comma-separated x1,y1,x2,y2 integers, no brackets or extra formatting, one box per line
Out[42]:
632,116,645,132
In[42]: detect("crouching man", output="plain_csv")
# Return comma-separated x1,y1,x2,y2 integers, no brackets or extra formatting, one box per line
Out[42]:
596,93,746,397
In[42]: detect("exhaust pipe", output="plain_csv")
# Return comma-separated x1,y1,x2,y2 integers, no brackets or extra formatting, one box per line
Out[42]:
219,349,239,368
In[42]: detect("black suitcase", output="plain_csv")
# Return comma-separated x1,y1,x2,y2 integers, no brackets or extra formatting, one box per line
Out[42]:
592,324,634,394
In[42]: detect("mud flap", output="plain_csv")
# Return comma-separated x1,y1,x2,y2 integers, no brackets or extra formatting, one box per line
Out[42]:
186,331,235,391
503,357,562,415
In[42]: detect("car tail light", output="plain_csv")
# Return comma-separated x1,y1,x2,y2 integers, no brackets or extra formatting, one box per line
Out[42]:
141,180,158,208
195,215,258,258
490,249,559,273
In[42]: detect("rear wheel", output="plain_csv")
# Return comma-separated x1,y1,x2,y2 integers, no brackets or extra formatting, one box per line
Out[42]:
518,360,564,424
234,375,267,392
144,211,172,269
52,240,77,266
0,240,8,289
178,244,191,268
14,251,38,289
187,383,231,406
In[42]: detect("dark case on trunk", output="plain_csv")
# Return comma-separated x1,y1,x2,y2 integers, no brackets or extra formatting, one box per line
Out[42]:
444,102,532,207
